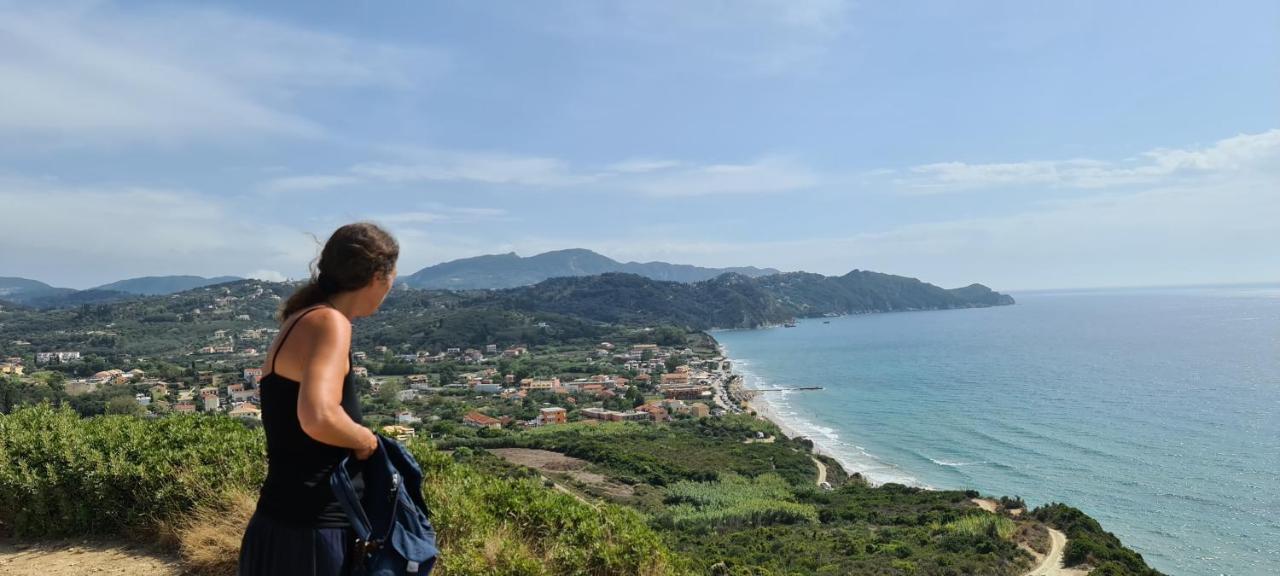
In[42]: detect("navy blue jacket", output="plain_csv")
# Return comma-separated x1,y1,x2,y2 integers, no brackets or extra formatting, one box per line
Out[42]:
330,435,439,575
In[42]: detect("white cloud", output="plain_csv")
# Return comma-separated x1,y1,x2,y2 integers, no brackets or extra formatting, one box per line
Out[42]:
270,151,817,197
897,129,1280,193
575,168,1280,290
352,151,588,187
245,269,288,282
0,2,444,144
606,158,685,174
0,176,316,288
261,175,362,193
620,156,818,196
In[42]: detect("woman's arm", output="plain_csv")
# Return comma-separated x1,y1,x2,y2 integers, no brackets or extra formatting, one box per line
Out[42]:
295,309,378,458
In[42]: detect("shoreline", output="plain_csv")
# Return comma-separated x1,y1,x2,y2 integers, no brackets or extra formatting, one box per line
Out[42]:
711,333,927,489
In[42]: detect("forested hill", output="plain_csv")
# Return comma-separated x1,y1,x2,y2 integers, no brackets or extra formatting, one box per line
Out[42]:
91,275,241,295
0,270,1013,356
399,248,780,289
493,271,1014,329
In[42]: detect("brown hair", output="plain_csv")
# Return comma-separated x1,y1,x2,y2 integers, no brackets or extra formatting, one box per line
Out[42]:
280,222,399,320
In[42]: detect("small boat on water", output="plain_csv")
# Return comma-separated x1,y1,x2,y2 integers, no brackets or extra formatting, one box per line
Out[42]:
784,319,797,328
823,320,830,324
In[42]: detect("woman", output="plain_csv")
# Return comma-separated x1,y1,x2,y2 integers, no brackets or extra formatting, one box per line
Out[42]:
239,222,399,576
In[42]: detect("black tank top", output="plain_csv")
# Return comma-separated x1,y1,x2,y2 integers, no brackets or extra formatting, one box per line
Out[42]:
255,305,365,527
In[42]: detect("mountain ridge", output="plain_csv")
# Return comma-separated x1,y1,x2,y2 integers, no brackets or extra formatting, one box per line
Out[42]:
0,275,241,308
401,248,781,289
92,275,242,295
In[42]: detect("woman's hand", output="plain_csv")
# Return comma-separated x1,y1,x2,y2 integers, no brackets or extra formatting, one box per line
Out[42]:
354,430,379,460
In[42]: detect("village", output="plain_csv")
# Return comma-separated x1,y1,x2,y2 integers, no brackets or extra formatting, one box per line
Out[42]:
4,326,746,443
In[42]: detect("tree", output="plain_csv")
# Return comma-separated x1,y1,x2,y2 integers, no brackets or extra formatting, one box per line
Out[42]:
627,386,645,408
105,395,144,416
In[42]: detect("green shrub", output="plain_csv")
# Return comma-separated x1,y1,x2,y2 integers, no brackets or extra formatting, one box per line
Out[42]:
1031,503,1163,575
944,513,1016,540
0,403,264,537
0,404,690,576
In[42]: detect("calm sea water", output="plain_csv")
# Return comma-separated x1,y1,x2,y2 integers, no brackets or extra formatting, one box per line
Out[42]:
714,287,1280,576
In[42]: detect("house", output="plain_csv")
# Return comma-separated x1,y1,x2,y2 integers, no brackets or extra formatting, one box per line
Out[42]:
474,383,503,394
635,403,668,421
235,314,251,321
580,407,649,422
374,346,389,354
381,425,416,441
352,366,368,377
520,377,559,391
660,372,690,386
150,384,169,399
229,404,262,420
199,386,219,398
396,410,421,425
538,407,567,425
135,393,152,406
630,344,658,354
227,383,245,394
36,351,80,364
485,344,498,354
463,411,502,429
230,389,256,402
243,368,263,387
352,351,367,362
634,373,651,384
396,389,419,402
0,362,24,376
202,395,220,411
662,386,711,400
689,403,710,418
502,346,527,358
175,402,197,413
662,399,689,413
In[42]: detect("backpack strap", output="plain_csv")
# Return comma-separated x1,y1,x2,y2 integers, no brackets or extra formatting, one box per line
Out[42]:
331,454,375,543
331,436,401,552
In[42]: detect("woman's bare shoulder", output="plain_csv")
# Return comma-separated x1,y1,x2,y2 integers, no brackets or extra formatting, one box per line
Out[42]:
290,306,351,339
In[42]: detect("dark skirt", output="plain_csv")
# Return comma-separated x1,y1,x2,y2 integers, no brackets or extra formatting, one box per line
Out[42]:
239,510,357,576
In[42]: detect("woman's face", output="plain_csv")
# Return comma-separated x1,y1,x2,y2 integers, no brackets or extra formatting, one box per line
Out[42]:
357,265,397,317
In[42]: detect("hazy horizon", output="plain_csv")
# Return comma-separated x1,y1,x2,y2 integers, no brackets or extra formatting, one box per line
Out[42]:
2,1,1276,291
6,249,1279,295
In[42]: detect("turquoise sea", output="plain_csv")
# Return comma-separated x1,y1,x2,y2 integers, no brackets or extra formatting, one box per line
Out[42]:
713,286,1280,576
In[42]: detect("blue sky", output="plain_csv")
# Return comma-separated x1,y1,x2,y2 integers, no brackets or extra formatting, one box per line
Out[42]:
1,0,1277,290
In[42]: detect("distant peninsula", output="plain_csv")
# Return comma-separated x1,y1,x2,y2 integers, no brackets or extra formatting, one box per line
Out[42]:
399,248,781,289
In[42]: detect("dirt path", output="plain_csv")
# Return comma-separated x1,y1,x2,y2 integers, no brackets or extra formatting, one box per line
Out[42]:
488,448,634,499
811,456,827,486
971,497,999,513
1024,528,1088,576
0,539,181,576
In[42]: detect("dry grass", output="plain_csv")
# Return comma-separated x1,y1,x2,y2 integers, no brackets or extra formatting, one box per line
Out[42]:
1015,521,1051,555
160,488,257,576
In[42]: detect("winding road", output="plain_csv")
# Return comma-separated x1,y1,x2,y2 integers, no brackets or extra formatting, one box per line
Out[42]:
1026,527,1087,576
811,456,827,486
